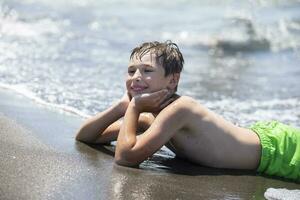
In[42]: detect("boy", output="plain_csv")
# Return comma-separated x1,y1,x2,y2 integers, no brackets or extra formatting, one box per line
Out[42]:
76,41,300,181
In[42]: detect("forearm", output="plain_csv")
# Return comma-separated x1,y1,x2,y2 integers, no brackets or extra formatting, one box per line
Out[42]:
75,102,125,143
115,103,140,161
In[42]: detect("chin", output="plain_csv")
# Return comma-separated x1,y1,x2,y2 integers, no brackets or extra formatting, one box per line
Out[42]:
130,90,149,97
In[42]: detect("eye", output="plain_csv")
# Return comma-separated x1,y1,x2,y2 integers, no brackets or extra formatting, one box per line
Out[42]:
144,68,154,73
128,69,135,74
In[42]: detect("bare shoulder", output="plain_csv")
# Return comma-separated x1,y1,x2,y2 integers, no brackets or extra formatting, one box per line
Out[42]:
161,95,212,129
166,95,198,112
156,95,196,122
177,96,212,115
177,95,198,105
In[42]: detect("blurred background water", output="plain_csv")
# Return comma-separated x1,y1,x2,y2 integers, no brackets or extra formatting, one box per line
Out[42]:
0,0,299,127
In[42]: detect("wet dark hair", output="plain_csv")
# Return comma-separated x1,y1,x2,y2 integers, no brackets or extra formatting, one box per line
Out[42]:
130,40,184,77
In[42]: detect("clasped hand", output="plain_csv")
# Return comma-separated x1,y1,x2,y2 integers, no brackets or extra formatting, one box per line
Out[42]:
119,89,175,114
130,89,175,113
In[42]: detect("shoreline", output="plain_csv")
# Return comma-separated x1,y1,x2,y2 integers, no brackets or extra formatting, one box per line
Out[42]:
0,88,299,199
0,83,91,119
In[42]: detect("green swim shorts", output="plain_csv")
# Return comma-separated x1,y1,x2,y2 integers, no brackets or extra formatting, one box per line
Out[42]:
250,121,300,181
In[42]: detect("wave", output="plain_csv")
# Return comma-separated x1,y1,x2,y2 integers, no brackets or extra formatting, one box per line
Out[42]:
214,17,271,53
163,16,300,54
0,83,91,119
1,82,299,128
214,38,270,53
0,4,61,38
203,97,300,128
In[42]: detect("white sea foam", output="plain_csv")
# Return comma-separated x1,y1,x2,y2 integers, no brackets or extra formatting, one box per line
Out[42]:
1,82,299,129
0,83,91,119
203,97,300,127
265,188,300,200
0,6,60,38
161,9,300,54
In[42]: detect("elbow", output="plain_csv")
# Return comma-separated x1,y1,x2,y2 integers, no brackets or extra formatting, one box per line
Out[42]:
114,158,139,167
75,127,91,143
75,134,83,142
114,153,141,167
75,135,94,144
75,128,85,142
114,158,132,167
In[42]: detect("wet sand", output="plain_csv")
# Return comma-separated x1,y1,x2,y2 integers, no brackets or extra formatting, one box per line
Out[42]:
0,88,299,200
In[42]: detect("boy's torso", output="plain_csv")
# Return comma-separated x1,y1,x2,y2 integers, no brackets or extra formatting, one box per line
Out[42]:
148,96,261,170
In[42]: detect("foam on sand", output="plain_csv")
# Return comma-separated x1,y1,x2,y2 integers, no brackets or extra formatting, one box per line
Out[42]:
265,188,300,200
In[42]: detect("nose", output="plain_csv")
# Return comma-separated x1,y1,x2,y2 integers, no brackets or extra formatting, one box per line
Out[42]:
132,69,142,81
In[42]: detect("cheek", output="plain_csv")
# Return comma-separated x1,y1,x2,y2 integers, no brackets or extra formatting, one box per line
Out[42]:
145,76,152,81
125,78,131,89
145,77,156,89
149,81,165,91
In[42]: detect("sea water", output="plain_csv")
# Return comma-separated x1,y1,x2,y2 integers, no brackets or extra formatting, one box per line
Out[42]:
0,0,299,127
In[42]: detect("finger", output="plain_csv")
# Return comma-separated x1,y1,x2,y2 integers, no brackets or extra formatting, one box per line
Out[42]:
165,91,174,101
161,91,171,102
151,90,168,102
160,99,173,109
160,97,175,109
155,91,170,105
152,89,168,97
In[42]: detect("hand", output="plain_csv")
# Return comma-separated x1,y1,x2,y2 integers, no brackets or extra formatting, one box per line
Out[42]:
131,89,175,113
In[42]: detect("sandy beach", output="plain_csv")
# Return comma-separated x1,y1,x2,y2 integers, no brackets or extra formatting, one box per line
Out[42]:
0,88,299,200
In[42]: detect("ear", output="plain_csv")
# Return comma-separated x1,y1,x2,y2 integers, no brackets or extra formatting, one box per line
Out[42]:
168,73,180,90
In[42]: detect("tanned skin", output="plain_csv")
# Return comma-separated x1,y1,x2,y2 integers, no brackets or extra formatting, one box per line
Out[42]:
76,53,261,170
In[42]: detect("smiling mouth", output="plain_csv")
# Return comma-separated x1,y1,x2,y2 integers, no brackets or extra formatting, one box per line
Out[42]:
131,86,148,93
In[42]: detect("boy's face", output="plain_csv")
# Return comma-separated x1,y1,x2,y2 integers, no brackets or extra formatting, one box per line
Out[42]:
126,53,174,97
